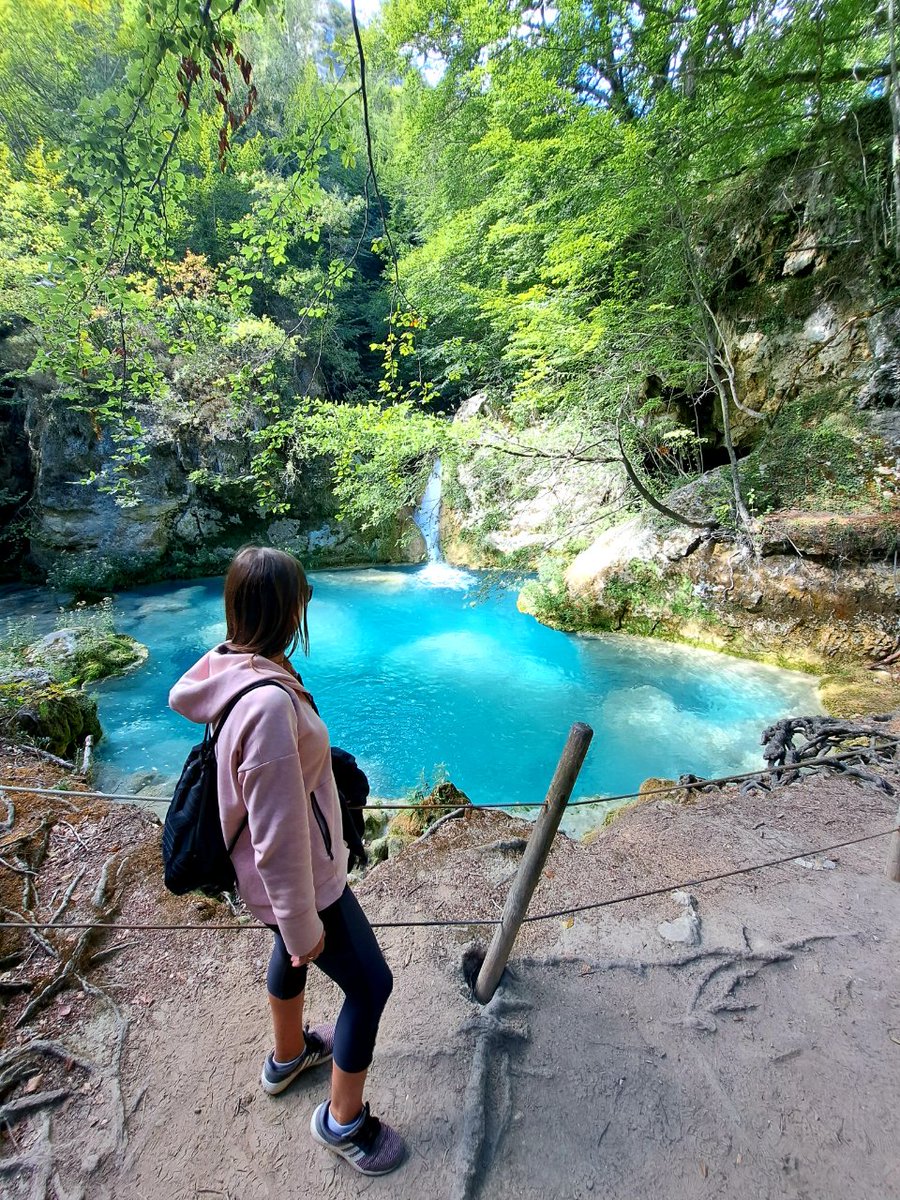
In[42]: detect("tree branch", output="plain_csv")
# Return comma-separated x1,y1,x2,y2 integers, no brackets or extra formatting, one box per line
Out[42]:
616,426,716,530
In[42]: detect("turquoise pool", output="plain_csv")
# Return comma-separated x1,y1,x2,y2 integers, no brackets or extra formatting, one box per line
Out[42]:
92,565,821,809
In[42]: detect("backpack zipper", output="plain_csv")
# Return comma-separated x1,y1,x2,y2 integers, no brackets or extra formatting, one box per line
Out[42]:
310,791,334,861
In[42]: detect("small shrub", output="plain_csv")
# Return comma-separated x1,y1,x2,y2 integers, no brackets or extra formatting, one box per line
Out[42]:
518,557,591,630
0,615,38,669
741,394,877,514
45,552,135,599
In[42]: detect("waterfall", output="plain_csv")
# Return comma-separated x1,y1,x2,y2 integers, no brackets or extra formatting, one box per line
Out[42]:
413,459,444,563
412,460,473,588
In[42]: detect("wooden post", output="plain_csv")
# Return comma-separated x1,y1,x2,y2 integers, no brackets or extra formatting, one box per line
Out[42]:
886,803,900,883
474,722,593,1004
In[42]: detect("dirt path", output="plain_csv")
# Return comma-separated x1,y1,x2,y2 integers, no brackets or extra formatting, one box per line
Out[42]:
2,758,899,1199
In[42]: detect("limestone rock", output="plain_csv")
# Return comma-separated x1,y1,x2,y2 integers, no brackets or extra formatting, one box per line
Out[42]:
657,891,701,947
557,504,900,670
564,517,658,597
638,777,689,804
782,231,820,277
441,421,627,567
17,382,428,586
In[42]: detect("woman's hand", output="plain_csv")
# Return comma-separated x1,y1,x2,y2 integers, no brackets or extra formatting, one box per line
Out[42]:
290,931,325,968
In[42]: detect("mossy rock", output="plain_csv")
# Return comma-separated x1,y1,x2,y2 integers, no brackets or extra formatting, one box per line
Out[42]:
0,672,102,758
590,777,687,836
638,776,693,804
27,628,148,685
385,780,473,844
363,807,390,842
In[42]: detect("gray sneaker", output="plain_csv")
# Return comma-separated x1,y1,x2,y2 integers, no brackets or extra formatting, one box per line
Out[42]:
260,1024,334,1095
310,1101,407,1176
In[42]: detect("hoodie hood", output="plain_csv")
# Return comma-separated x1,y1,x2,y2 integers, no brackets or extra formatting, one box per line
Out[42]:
169,645,309,726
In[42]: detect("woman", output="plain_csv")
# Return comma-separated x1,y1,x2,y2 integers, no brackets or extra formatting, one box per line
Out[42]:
169,546,405,1177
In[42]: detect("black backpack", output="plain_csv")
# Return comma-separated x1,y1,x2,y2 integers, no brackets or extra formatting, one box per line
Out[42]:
162,680,273,896
162,681,370,895
331,746,369,871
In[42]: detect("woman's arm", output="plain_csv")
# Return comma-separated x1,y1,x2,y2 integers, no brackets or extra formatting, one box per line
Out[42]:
237,698,323,960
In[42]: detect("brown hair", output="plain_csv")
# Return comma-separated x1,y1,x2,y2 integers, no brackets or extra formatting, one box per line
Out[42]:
223,546,311,659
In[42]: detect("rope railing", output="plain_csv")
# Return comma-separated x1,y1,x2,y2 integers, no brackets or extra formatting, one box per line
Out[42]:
0,747,893,811
0,827,892,934
2,720,897,1004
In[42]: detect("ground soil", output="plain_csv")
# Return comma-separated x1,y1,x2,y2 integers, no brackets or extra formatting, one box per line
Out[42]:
1,742,898,1200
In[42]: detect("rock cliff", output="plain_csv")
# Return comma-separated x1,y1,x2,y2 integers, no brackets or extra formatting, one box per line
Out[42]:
9,356,425,590
532,509,900,672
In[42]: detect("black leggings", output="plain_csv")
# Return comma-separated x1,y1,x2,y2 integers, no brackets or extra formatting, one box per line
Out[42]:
267,886,393,1074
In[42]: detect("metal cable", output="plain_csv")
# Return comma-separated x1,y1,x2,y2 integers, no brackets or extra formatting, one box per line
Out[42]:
0,748,893,811
0,827,892,933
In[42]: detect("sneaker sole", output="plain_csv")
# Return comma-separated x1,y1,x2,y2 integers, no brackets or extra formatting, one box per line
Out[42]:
309,1111,406,1177
260,1051,333,1096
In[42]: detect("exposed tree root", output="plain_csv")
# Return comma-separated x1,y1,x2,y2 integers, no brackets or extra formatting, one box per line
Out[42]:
452,986,531,1200
754,715,899,794
0,1089,70,1126
0,1110,52,1199
0,795,136,1196
523,934,850,1038
13,851,131,1028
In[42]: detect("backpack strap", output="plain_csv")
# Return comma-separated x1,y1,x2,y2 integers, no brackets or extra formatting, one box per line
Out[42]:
208,679,293,746
210,679,293,854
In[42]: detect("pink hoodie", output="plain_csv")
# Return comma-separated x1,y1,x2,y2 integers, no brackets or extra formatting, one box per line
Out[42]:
169,646,349,958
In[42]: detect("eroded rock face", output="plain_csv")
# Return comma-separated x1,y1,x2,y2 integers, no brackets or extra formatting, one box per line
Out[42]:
26,400,183,569
555,511,900,670
442,417,628,567
565,518,700,597
21,390,424,583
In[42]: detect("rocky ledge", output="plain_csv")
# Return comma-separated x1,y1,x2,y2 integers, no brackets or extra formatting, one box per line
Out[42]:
520,509,900,681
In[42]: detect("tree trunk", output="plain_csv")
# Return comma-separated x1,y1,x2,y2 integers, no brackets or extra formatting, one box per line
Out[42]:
710,364,753,531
